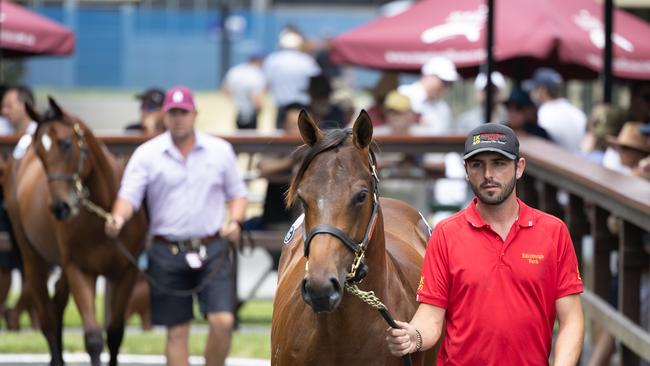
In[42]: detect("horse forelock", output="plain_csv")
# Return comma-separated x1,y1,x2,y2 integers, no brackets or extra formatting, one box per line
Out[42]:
286,129,377,208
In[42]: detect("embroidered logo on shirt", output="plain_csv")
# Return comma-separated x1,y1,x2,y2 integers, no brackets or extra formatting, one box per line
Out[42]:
417,276,425,291
577,265,582,281
521,253,544,264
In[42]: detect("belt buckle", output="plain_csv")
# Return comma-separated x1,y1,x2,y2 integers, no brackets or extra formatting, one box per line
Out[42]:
190,238,201,250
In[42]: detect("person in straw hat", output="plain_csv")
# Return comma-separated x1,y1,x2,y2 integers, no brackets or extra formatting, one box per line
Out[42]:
606,121,650,172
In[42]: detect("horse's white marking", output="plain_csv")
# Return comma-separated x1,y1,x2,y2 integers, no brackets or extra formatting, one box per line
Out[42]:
41,133,52,152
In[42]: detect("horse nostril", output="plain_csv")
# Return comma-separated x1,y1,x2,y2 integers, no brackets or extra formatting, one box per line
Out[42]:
49,201,71,220
330,277,341,294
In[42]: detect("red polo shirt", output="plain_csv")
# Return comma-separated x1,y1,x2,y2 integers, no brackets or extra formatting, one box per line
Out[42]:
417,198,583,366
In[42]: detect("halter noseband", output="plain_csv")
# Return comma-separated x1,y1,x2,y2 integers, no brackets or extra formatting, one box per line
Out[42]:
302,152,380,284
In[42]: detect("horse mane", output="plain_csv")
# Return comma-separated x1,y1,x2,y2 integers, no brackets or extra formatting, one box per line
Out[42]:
285,128,377,208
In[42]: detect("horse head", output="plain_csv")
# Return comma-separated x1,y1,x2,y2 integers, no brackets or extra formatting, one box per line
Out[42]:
287,110,378,313
32,97,91,221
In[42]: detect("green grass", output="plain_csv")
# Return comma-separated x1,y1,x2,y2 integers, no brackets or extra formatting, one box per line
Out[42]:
7,294,272,328
0,330,271,358
2,296,273,359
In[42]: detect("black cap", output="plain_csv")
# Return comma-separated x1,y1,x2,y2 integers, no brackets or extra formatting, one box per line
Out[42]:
136,88,165,108
522,67,563,91
504,88,534,108
464,123,519,160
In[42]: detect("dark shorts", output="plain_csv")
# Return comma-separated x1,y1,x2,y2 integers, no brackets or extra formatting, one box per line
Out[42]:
147,238,234,327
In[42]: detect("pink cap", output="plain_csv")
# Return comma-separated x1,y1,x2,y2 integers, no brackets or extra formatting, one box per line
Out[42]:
162,85,196,112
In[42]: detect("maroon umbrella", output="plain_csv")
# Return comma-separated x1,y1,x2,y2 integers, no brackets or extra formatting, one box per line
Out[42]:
0,0,74,57
331,0,650,80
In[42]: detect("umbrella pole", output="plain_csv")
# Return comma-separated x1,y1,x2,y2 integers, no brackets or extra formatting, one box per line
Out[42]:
603,0,613,103
484,0,495,123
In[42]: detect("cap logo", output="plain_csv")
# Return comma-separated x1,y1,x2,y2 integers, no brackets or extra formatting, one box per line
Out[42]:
172,90,184,103
473,133,507,145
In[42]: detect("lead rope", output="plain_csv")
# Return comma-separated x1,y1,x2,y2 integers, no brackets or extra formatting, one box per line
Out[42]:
74,178,229,296
345,283,414,366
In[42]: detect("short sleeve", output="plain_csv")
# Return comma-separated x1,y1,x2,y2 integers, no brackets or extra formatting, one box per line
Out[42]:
117,147,149,211
222,144,248,200
417,225,451,309
555,224,584,299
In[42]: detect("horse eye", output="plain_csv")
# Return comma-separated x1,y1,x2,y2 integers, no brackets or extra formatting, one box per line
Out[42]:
59,138,72,152
354,190,368,205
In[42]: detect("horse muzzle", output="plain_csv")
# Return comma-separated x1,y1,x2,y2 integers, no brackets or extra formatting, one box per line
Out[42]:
301,276,343,313
50,200,74,221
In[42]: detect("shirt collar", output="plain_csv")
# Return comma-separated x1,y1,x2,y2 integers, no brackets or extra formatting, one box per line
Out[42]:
464,197,535,229
162,130,205,155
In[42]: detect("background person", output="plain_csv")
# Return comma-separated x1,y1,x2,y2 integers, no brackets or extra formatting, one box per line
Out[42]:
105,85,248,366
398,56,458,135
524,67,587,154
125,87,165,133
222,54,266,130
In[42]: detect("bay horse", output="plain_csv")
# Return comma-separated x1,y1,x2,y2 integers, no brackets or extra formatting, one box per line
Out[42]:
2,97,147,366
270,111,438,365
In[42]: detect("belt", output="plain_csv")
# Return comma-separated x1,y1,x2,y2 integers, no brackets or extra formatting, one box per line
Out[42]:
153,232,221,252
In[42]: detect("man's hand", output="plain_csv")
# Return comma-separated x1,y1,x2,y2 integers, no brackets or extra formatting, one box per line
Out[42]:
105,215,125,238
386,320,418,356
220,220,241,243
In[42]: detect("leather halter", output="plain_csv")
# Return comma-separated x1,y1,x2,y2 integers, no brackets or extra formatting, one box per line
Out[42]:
44,123,89,198
303,152,380,284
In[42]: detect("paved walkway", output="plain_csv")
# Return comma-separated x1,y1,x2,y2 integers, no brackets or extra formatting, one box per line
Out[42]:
0,353,270,366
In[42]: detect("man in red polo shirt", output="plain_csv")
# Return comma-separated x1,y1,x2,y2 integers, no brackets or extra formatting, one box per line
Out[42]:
386,123,584,365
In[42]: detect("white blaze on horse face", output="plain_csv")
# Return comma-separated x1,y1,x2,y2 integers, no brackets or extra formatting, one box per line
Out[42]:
41,133,52,152
317,198,326,211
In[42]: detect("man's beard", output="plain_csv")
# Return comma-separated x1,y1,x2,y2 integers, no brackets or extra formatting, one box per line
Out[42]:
469,175,517,205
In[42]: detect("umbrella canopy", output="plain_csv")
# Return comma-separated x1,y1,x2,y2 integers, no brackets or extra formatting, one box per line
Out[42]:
0,1,75,57
331,0,650,80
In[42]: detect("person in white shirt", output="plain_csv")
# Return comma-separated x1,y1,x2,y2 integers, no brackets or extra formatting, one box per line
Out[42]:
524,68,587,154
456,71,508,133
263,27,320,129
398,56,458,135
222,54,266,130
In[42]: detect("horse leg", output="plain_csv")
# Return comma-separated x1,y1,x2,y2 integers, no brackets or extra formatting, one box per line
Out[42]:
64,264,102,366
53,275,69,357
106,268,137,366
20,251,62,365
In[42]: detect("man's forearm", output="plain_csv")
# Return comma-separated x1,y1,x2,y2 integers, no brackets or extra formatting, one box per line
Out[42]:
112,197,135,223
228,196,248,223
553,313,584,365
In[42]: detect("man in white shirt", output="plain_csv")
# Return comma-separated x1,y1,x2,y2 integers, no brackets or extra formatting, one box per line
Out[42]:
222,54,266,130
263,27,320,129
524,68,587,154
398,56,458,135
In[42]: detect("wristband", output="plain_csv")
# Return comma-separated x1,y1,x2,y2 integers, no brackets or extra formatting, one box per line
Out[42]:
414,329,423,353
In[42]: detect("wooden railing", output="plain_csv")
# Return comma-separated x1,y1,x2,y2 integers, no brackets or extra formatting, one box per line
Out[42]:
520,135,650,365
1,132,648,363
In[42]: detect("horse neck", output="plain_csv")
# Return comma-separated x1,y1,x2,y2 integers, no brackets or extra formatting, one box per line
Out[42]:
83,129,118,207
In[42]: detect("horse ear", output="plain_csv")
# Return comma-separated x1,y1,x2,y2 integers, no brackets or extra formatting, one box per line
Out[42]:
298,109,322,146
47,96,64,119
25,101,41,124
352,109,373,149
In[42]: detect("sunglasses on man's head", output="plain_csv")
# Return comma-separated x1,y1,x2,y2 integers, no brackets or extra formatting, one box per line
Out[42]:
141,103,159,112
